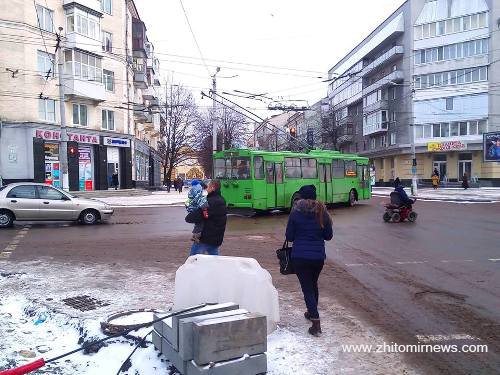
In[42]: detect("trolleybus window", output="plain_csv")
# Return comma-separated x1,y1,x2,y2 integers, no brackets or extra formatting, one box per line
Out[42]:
232,157,250,179
285,158,301,178
254,156,264,179
345,160,357,177
301,158,317,178
332,159,345,178
214,158,227,179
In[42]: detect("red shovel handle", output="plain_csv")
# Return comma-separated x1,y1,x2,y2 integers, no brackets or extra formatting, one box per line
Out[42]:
0,358,46,375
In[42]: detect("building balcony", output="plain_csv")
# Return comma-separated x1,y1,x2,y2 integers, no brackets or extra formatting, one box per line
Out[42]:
142,86,159,101
363,99,389,115
362,70,404,97
64,32,102,55
143,113,161,134
363,121,389,136
134,69,147,89
361,46,404,77
336,134,354,147
336,115,353,127
63,0,102,15
133,104,148,122
63,77,105,102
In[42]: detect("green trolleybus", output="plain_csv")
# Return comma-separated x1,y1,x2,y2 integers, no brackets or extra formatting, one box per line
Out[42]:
213,149,371,213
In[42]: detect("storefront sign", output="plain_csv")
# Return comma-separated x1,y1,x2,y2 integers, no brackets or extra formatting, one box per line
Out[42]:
103,137,130,148
484,132,500,162
34,129,99,145
427,141,467,152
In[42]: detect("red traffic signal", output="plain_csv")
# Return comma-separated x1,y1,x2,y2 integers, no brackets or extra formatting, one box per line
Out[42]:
68,146,78,157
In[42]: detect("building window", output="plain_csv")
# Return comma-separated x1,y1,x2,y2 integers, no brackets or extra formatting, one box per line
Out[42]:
101,0,112,14
446,97,454,110
390,132,396,145
414,38,488,65
38,99,55,122
103,69,114,91
37,50,54,77
370,138,376,149
66,8,100,39
391,112,396,122
73,104,88,126
415,66,487,90
35,5,53,32
102,109,114,130
102,31,112,52
65,50,102,82
381,135,387,147
414,12,488,40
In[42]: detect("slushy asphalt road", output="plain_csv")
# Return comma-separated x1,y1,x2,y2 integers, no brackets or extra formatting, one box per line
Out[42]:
1,197,499,374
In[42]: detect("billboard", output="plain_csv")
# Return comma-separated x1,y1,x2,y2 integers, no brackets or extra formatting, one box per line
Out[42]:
484,132,500,162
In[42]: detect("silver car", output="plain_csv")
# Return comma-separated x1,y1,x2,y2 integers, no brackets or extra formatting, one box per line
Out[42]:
0,183,114,228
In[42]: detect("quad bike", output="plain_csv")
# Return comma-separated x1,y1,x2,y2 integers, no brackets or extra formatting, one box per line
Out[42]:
383,192,418,223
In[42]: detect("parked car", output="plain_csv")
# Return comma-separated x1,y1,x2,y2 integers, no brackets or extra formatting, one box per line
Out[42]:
0,183,114,228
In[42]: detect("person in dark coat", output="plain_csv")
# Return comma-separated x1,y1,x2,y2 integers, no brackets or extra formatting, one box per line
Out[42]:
462,172,469,190
394,177,415,208
111,172,119,190
285,185,333,337
177,177,184,193
185,180,227,255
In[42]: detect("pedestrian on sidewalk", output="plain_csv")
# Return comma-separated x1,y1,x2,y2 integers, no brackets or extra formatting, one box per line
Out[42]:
166,177,171,192
285,185,333,337
185,179,209,243
177,177,184,193
462,172,469,190
431,173,439,190
111,172,119,190
185,180,227,256
433,168,440,180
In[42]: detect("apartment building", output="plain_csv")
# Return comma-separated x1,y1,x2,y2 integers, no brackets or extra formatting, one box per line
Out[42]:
0,0,163,190
327,0,500,186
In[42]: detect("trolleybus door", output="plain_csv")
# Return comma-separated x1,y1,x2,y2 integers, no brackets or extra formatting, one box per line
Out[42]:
358,164,370,199
265,161,284,208
318,164,332,203
265,161,276,208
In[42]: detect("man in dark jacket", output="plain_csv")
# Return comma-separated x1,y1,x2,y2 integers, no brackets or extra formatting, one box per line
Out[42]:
185,180,227,255
394,177,415,208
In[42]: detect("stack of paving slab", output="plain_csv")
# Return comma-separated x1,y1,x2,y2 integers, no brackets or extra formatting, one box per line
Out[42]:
152,302,267,375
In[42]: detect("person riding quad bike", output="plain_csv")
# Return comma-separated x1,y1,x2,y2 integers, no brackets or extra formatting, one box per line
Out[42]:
383,178,417,223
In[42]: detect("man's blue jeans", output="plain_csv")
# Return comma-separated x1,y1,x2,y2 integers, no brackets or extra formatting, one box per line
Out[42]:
190,242,219,256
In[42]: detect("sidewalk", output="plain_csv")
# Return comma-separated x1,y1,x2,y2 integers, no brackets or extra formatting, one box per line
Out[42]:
372,186,500,203
95,190,189,207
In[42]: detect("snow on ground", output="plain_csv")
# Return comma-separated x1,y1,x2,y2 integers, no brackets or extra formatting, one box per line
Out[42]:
372,186,500,202
0,259,420,375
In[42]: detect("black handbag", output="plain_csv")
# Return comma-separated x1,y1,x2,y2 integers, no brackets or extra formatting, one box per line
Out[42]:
276,240,295,275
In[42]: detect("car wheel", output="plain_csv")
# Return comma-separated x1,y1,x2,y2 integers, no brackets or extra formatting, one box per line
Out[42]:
391,212,401,222
79,209,99,225
408,211,418,223
347,189,357,207
383,212,391,222
0,210,14,228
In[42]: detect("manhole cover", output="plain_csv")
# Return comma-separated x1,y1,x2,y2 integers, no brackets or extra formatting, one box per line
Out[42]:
62,295,110,312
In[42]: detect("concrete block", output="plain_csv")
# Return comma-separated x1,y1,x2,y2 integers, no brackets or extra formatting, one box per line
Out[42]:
178,309,248,361
162,337,188,374
165,303,240,350
153,312,169,335
152,330,162,352
193,313,267,365
186,353,267,375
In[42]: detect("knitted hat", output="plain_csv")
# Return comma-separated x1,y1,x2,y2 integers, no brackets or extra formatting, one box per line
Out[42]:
299,185,317,200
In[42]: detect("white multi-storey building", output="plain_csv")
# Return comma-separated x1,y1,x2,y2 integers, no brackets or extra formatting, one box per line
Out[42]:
327,0,500,185
0,0,164,190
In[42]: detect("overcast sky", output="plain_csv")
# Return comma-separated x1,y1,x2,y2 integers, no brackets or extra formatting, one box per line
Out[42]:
135,0,405,116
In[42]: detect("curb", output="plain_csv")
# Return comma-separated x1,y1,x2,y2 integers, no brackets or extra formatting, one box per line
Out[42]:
371,194,494,203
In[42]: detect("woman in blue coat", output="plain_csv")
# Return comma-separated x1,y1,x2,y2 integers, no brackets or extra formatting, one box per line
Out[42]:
285,185,333,336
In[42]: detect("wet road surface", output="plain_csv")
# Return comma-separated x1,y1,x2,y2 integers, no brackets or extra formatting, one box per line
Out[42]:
1,197,500,374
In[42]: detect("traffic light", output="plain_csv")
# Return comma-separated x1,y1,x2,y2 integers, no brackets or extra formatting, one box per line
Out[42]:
289,127,296,137
68,145,78,158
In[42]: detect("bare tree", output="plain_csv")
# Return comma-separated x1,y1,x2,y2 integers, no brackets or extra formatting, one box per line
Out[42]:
193,105,248,176
158,85,198,185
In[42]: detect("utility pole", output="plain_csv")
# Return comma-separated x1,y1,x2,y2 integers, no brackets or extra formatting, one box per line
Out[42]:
211,67,220,153
56,29,69,190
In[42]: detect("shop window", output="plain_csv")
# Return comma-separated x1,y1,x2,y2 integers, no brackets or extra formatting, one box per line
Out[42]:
7,185,37,199
332,160,344,178
253,156,264,179
73,104,88,126
285,158,301,178
301,159,317,179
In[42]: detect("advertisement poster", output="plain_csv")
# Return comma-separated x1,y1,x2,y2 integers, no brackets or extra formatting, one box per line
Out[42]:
484,132,500,162
427,141,467,152
79,147,93,191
